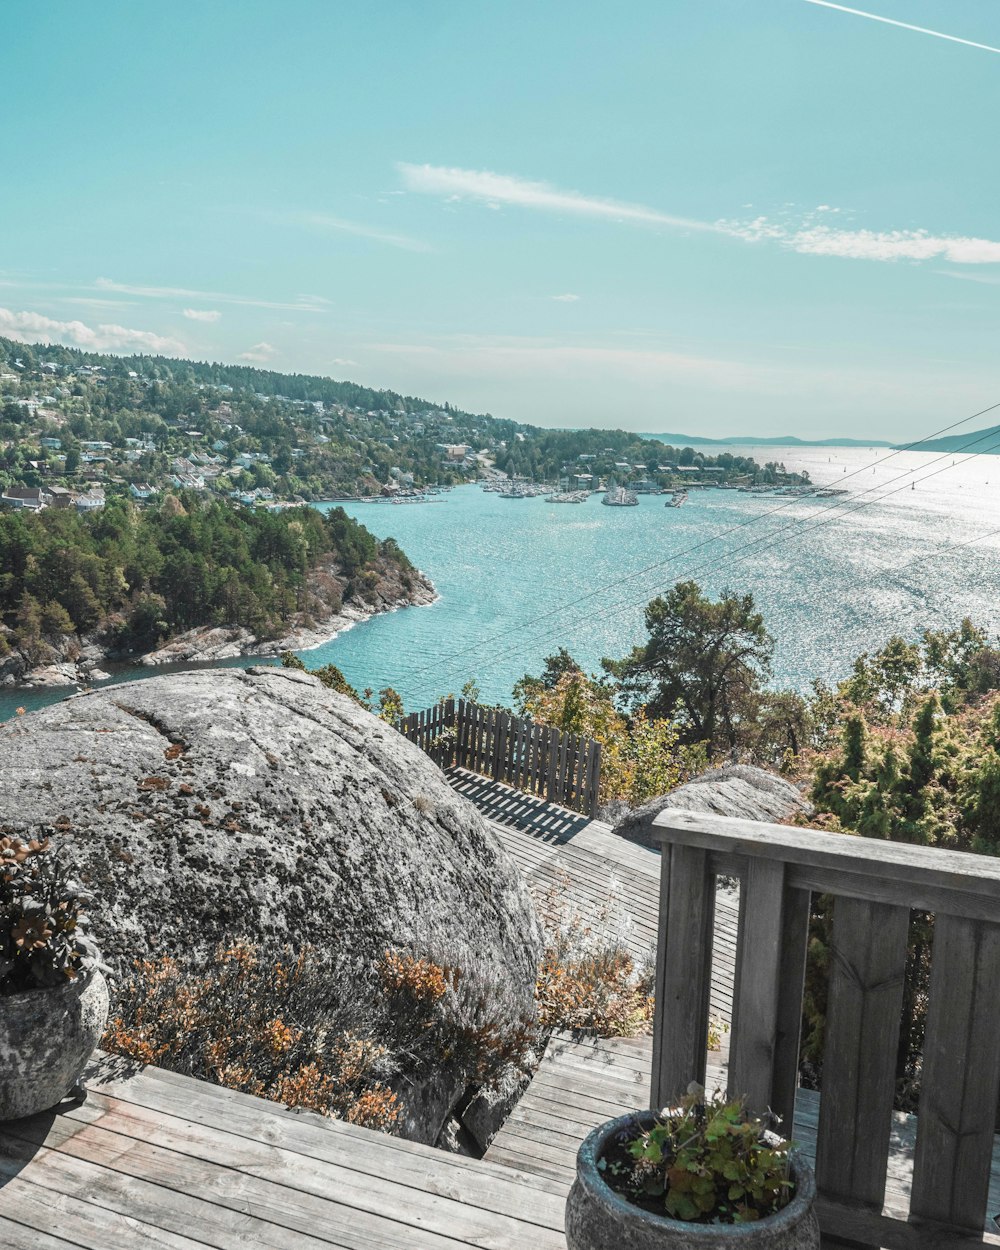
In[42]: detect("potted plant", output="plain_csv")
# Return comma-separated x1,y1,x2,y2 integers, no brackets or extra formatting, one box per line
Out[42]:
0,834,109,1119
566,1085,820,1249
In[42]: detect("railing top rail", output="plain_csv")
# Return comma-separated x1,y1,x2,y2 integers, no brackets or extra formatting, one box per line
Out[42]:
652,808,1000,906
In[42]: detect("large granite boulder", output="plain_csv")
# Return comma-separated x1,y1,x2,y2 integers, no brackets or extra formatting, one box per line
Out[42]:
0,666,543,1141
614,764,811,848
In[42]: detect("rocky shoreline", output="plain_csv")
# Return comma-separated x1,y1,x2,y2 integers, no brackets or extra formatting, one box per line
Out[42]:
1,572,437,691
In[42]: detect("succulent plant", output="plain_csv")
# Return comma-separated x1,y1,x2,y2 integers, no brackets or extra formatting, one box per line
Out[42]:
0,834,101,994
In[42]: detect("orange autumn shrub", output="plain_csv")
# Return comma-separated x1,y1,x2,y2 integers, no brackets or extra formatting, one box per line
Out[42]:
104,943,401,1130
533,871,655,1037
104,940,538,1132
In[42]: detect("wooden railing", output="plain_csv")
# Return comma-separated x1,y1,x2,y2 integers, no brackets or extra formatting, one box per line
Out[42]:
397,698,602,816
649,809,1000,1249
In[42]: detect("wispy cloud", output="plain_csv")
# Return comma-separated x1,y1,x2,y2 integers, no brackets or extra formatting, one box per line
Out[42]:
719,212,1000,264
276,211,431,253
551,293,581,303
238,341,276,363
397,163,717,232
934,269,1000,287
55,296,138,310
366,335,775,390
95,278,327,313
183,308,222,322
802,1,1000,56
330,357,358,367
399,163,1000,268
0,307,185,354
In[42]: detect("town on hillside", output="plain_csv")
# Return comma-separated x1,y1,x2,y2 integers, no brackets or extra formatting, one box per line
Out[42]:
0,337,810,515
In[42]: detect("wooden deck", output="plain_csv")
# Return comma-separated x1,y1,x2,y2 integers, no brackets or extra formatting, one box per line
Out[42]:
0,1055,568,1249
0,777,734,1248
487,1032,1000,1241
450,769,738,1025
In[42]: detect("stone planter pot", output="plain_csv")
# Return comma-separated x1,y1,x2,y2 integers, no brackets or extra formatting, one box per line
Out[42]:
0,969,110,1120
566,1111,820,1250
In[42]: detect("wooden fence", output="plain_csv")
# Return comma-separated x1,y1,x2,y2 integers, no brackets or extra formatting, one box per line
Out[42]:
649,808,1000,1249
397,698,602,816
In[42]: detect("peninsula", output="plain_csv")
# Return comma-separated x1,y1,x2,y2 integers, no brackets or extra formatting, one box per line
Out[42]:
0,499,434,689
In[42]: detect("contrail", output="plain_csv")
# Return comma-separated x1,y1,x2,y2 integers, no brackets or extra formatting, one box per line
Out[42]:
802,0,1000,55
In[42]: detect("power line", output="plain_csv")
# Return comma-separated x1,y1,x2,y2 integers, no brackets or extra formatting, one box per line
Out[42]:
461,424,1000,684
407,402,1000,683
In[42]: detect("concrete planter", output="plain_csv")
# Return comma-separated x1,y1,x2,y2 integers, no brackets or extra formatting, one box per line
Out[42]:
566,1111,820,1250
0,969,109,1120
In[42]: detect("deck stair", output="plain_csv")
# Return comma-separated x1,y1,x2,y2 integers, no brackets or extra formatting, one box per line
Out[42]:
487,1031,1000,1239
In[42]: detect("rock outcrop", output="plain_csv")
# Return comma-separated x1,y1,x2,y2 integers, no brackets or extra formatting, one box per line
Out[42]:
0,666,542,1141
613,764,811,848
0,557,436,689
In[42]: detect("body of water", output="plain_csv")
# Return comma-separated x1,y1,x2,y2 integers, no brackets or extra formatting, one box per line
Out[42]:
5,442,1000,721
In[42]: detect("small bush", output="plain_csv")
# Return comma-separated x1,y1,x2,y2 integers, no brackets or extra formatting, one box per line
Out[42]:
0,835,101,995
103,941,537,1132
602,1086,794,1224
534,872,655,1037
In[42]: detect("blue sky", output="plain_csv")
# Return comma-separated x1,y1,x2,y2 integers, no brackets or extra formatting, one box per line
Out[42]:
3,1,1000,438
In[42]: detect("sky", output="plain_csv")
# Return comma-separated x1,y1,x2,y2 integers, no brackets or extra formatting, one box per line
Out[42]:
3,0,1000,439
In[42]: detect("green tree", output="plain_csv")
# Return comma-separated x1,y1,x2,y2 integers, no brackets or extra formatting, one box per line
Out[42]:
604,581,773,757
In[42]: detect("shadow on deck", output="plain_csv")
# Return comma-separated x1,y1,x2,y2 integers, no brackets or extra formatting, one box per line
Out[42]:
446,768,591,841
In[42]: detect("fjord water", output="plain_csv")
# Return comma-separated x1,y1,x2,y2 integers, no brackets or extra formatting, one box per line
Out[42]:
316,443,1000,707
4,443,1000,721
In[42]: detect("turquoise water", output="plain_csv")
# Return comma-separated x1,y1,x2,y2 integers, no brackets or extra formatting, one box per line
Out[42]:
5,441,1000,720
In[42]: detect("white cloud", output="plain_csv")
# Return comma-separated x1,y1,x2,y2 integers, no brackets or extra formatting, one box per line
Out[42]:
55,297,138,310
366,335,776,390
718,213,1000,264
330,357,358,367
397,162,718,232
551,293,581,302
182,308,222,322
277,211,431,253
0,307,184,354
238,341,276,363
399,163,1000,269
934,269,1000,286
95,278,326,313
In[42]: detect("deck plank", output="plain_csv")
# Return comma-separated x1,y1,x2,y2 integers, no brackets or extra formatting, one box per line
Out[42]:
0,777,738,1250
487,1031,1000,1246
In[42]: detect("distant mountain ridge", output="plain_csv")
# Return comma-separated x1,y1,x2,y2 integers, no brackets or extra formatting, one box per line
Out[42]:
642,432,893,448
894,424,1000,454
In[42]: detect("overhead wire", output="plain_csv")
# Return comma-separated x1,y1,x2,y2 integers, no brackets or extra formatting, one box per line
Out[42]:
405,402,1000,684
462,425,1000,681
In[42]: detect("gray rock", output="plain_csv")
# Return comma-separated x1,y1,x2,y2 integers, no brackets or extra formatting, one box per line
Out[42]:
459,1064,534,1153
436,1114,479,1156
0,667,543,1140
614,765,811,849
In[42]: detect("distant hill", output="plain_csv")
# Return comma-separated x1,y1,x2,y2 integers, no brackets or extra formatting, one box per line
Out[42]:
894,425,1000,454
642,432,893,448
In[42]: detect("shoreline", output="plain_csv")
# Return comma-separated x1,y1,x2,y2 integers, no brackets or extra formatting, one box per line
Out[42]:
3,574,438,694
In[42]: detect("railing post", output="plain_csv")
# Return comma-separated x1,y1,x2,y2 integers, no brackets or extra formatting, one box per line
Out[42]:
651,843,716,1110
815,897,910,1215
729,859,787,1117
911,914,1000,1232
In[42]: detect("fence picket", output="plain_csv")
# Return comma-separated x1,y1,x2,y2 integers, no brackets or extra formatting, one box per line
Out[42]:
397,699,602,815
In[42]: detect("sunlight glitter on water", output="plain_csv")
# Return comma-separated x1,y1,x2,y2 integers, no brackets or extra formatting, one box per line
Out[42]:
5,442,1000,721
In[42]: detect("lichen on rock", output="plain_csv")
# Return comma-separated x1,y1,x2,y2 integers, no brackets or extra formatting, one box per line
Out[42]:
0,666,542,1140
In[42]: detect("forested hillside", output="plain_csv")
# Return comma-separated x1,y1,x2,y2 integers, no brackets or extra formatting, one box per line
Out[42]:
0,496,417,664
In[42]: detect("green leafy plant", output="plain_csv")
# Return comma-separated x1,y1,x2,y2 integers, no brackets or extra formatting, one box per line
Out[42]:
0,835,101,994
600,1086,794,1225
